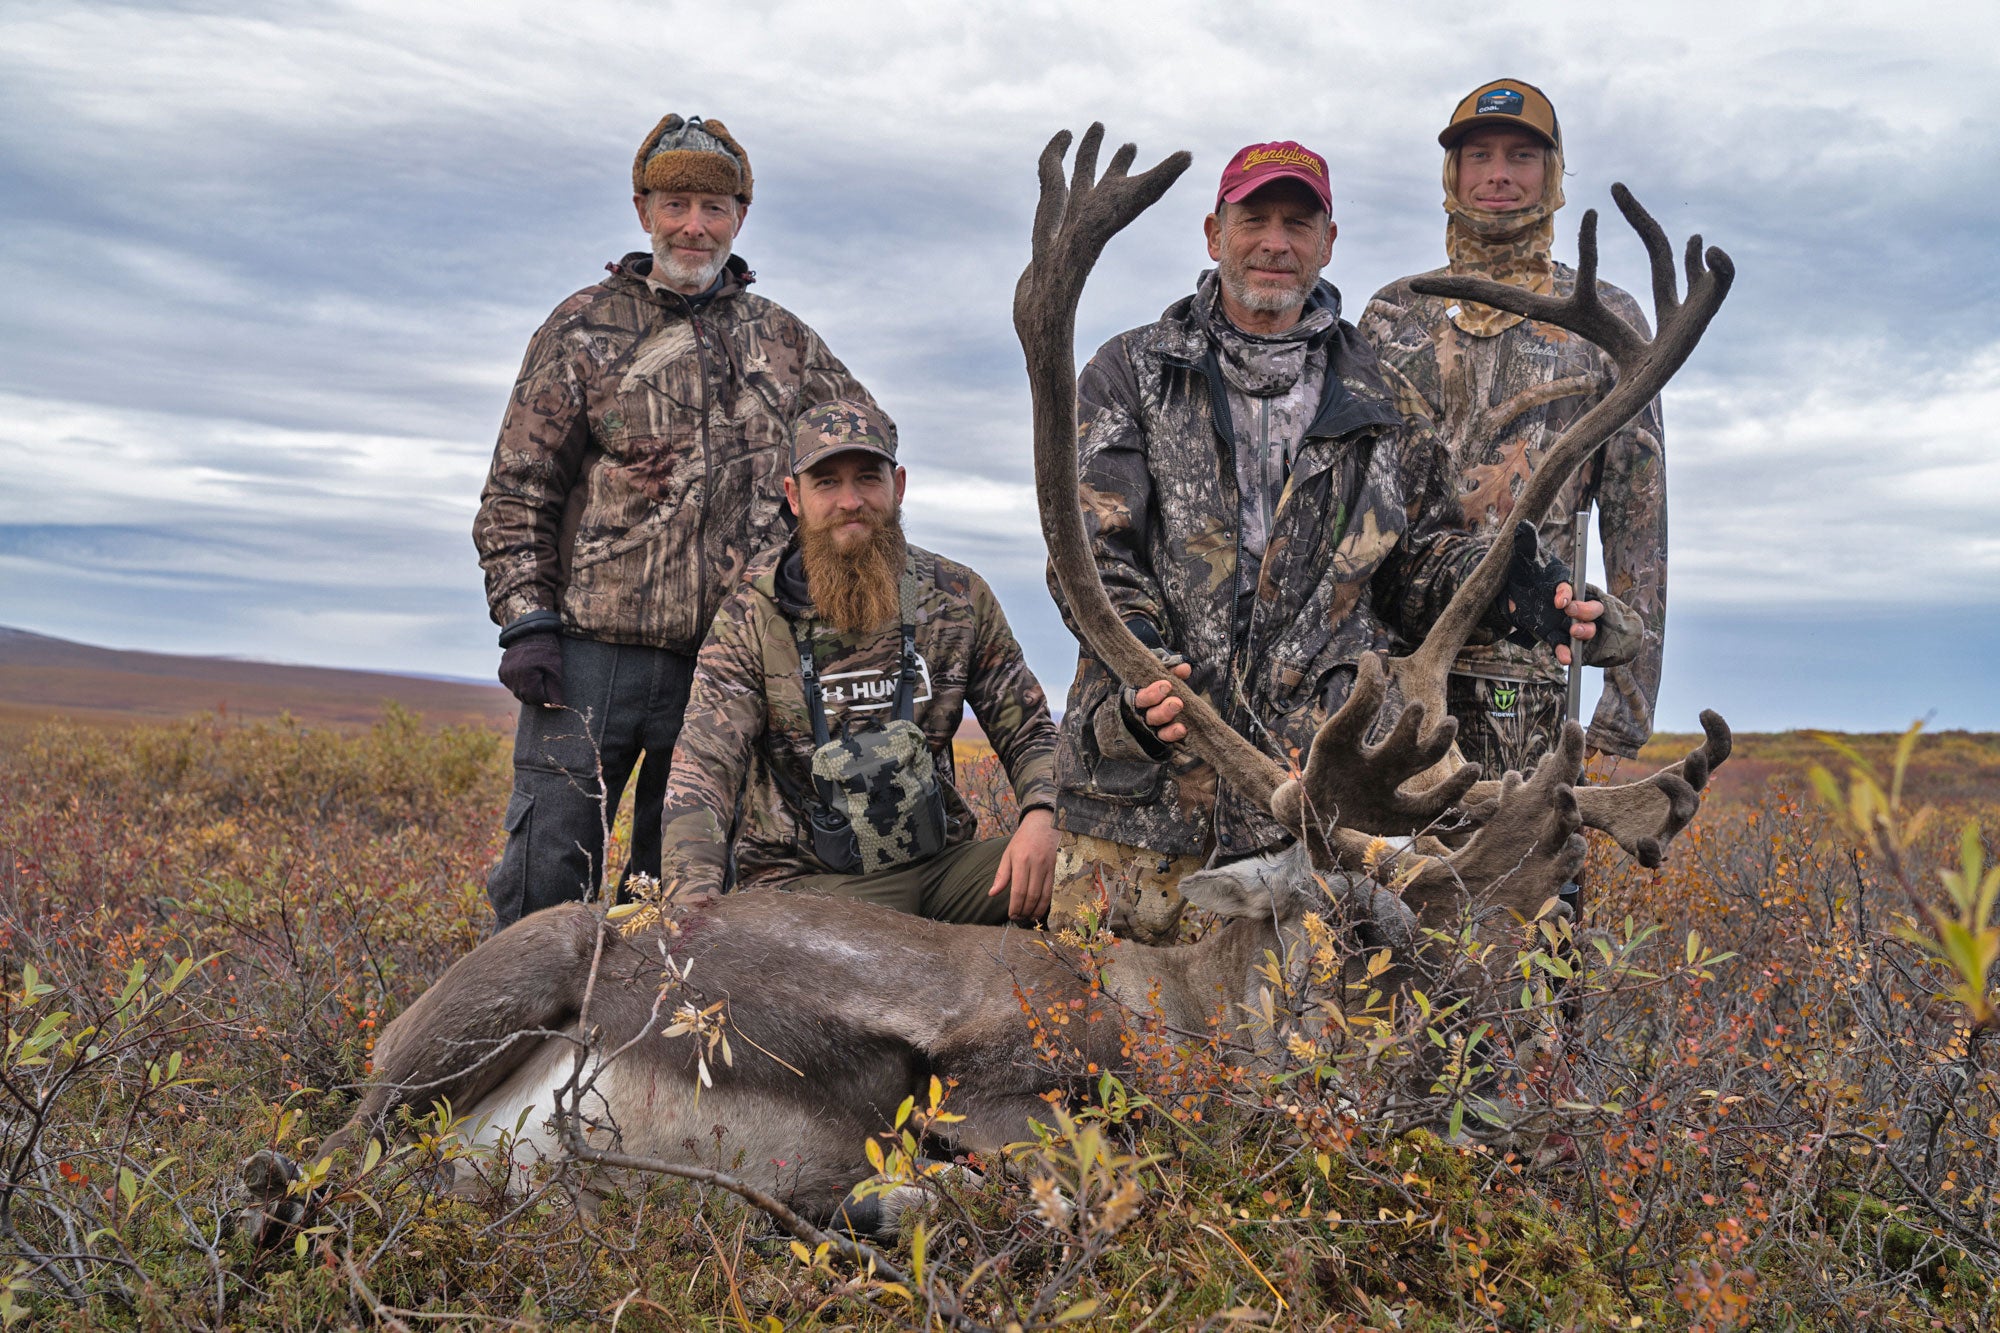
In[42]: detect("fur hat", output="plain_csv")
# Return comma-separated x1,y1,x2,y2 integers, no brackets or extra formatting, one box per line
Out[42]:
632,114,753,205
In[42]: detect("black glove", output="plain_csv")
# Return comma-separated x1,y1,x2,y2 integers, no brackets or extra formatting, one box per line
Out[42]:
1493,521,1575,650
498,632,565,707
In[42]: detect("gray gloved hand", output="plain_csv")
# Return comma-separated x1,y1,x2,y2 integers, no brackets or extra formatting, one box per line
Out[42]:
498,633,564,707
1579,585,1643,668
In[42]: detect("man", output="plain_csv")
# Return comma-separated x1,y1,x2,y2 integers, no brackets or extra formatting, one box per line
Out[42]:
659,401,1060,924
1360,80,1667,777
1051,139,1621,942
473,113,879,929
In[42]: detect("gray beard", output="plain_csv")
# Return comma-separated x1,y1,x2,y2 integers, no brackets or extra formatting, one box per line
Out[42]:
1219,254,1319,314
650,238,731,294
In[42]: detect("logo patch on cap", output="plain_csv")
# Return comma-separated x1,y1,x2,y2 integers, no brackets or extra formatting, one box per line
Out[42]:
1475,89,1526,116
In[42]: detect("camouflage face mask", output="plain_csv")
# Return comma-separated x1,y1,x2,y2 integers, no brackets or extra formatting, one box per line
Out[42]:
1441,148,1566,337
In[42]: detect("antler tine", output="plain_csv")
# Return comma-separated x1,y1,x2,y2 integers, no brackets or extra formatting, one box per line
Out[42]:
1031,129,1074,253
1017,128,1289,811
1068,123,1105,209
1611,183,1681,324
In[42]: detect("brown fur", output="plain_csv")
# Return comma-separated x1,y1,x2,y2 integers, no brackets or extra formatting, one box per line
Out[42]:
304,862,1327,1234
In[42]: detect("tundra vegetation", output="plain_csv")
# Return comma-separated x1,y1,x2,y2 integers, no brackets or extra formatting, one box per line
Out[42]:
1,706,1998,1330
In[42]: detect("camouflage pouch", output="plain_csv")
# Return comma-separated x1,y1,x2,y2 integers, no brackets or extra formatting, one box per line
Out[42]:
792,567,947,876
809,720,949,874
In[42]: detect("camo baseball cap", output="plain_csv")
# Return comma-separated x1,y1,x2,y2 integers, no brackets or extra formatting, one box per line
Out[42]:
1440,78,1561,150
791,399,899,475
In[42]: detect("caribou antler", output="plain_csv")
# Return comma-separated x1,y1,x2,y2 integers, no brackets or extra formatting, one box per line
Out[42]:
1397,722,1590,927
1361,185,1738,862
1016,126,1295,810
1021,128,1729,911
1387,184,1734,739
1272,653,1479,847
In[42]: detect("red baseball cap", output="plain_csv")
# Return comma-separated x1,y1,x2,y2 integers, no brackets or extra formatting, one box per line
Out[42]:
1215,140,1332,213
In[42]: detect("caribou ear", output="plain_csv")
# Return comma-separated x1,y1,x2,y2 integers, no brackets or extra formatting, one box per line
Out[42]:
1175,843,1312,920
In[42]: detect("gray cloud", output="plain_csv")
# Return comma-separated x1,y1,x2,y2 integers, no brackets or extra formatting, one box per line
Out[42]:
1,0,1994,731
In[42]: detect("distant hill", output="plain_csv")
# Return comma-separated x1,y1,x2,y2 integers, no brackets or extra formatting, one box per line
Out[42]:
0,626,516,731
0,626,1001,740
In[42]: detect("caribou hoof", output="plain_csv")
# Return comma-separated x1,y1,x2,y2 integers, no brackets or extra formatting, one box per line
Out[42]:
236,1149,314,1250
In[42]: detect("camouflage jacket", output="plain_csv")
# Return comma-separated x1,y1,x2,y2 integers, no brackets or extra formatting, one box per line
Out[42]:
473,253,876,653
1055,279,1483,857
661,541,1058,895
1359,262,1667,757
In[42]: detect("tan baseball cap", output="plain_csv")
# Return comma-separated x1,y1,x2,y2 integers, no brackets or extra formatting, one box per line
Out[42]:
791,399,898,475
1440,79,1561,151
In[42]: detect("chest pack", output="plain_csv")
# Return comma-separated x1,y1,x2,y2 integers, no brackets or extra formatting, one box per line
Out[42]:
792,571,949,876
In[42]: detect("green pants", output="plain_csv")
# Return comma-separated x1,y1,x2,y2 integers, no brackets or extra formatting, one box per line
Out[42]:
787,837,1013,925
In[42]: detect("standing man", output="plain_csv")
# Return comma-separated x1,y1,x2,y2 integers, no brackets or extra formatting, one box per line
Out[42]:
659,401,1060,923
474,114,878,929
1360,80,1667,777
1050,140,1620,942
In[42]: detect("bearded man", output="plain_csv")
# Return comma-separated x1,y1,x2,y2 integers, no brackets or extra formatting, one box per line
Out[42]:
473,114,879,929
659,401,1061,924
1359,80,1667,778
1051,139,1629,942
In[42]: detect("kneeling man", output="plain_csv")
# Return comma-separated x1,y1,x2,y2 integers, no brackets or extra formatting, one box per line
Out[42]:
660,400,1059,923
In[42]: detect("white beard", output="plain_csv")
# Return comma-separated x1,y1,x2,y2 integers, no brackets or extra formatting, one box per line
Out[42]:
651,237,732,294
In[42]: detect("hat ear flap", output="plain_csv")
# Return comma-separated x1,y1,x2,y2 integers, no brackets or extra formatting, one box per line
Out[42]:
699,118,754,206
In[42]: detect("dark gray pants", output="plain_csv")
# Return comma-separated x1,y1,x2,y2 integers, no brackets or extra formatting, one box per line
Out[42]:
487,635,696,929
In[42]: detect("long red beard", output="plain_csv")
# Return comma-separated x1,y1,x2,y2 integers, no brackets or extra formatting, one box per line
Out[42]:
799,507,906,635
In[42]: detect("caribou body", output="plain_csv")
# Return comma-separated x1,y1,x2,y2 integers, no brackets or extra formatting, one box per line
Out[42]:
244,125,1734,1242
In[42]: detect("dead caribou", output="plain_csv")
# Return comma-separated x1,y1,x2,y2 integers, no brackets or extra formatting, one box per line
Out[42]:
242,125,1733,1245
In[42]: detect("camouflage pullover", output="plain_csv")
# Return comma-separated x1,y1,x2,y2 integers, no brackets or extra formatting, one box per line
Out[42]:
661,540,1058,895
473,253,876,652
1055,278,1484,858
1359,262,1667,757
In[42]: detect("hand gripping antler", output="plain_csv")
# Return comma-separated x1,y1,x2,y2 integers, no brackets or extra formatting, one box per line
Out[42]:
1017,127,1296,811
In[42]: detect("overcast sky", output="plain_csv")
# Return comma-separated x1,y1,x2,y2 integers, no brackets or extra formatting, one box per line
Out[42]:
3,0,1996,733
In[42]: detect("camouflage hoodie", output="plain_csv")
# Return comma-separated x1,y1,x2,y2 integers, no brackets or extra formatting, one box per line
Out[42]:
473,253,876,652
1055,278,1484,858
660,540,1058,896
1359,263,1667,757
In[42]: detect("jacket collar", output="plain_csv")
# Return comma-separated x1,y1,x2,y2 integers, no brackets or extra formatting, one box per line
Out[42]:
604,252,755,311
1153,277,1399,445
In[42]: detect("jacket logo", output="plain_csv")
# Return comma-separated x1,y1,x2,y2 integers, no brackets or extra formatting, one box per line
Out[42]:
1488,683,1519,714
1241,146,1324,177
819,656,935,715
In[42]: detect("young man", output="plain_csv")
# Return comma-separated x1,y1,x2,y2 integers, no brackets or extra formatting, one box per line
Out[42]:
473,114,878,928
1360,80,1667,776
1051,139,1623,942
659,401,1059,924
